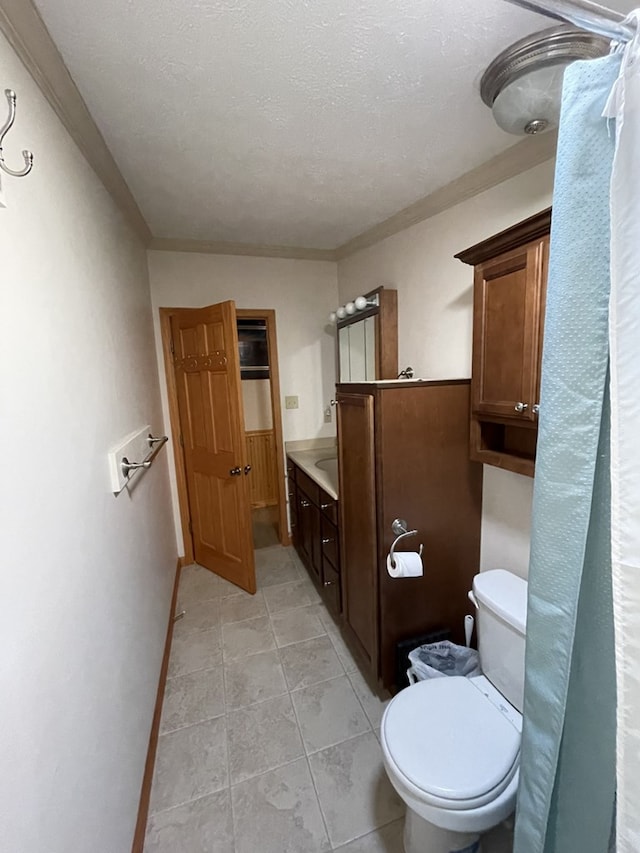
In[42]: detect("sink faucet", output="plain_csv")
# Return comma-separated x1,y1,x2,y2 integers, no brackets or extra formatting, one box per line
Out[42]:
397,366,414,379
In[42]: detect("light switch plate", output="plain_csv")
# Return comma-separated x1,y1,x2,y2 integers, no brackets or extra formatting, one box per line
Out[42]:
285,396,299,410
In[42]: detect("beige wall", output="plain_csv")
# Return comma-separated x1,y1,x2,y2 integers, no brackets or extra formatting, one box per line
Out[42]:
0,33,176,853
242,379,273,431
338,160,555,578
147,251,339,551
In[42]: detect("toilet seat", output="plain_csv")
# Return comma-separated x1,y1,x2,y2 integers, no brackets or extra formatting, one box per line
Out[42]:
381,677,521,810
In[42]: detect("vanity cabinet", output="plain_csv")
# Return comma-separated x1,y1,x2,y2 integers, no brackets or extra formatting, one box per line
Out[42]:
336,381,483,691
456,208,551,477
287,459,341,614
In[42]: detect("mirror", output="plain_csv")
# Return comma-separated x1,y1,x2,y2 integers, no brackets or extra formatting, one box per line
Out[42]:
339,317,377,381
335,287,398,382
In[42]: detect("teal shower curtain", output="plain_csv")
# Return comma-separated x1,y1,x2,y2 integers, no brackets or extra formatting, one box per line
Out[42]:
513,54,621,853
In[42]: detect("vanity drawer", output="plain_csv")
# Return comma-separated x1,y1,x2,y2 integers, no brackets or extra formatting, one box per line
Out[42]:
322,560,341,614
321,516,340,571
296,468,320,506
319,489,338,525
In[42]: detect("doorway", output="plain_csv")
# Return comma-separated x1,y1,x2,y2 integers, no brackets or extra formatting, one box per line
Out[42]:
160,305,289,571
236,309,288,551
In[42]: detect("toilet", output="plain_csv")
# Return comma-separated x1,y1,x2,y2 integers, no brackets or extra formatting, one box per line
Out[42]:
380,569,527,853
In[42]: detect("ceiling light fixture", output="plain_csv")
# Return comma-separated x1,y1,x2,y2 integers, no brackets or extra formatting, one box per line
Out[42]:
481,25,610,135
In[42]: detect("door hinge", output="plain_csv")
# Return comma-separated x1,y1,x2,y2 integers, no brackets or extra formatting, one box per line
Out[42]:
179,433,184,448
188,519,193,535
170,337,175,356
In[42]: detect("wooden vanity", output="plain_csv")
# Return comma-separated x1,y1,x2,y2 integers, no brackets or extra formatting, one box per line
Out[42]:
336,380,483,691
287,451,341,615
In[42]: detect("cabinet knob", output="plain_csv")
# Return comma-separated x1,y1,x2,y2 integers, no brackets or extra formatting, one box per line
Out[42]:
514,402,528,413
323,580,334,587
321,502,332,510
330,399,339,406
244,465,252,475
322,537,334,545
229,466,242,476
300,499,310,508
532,404,540,415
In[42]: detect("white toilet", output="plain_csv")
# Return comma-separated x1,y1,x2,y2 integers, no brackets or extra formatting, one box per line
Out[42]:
380,569,527,853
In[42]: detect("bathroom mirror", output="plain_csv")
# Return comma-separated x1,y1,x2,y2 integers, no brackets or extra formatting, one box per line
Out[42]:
336,286,398,382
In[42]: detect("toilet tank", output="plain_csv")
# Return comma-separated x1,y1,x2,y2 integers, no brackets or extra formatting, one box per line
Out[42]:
471,570,528,712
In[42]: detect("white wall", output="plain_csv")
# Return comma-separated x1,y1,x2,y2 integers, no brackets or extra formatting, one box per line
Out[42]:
147,251,339,551
0,34,176,853
338,160,555,577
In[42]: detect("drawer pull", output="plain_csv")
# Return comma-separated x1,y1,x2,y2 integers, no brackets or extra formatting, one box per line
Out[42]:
514,401,528,413
323,580,334,587
321,502,333,510
322,537,334,545
300,499,310,508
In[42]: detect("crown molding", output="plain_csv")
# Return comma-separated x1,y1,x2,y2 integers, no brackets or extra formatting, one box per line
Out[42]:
334,131,557,260
0,0,152,243
149,236,337,262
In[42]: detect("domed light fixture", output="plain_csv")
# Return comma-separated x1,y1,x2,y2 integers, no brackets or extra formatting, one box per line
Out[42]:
336,306,347,320
354,296,369,311
481,25,610,136
345,301,357,315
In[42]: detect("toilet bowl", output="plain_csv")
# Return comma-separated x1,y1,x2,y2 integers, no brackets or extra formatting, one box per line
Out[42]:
380,570,528,853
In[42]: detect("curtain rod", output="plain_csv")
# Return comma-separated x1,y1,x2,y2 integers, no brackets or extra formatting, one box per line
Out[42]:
503,0,636,42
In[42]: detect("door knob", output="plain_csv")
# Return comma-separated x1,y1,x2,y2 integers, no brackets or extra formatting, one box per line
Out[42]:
244,465,252,475
514,402,528,413
229,467,242,476
532,404,540,415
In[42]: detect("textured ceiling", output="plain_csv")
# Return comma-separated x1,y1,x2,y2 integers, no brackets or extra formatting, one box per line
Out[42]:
33,0,636,249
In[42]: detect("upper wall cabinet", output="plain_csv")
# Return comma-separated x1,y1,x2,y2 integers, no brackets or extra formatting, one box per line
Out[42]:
456,208,551,477
336,286,398,381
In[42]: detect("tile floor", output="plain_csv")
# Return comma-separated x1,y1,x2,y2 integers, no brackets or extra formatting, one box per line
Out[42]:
144,545,513,852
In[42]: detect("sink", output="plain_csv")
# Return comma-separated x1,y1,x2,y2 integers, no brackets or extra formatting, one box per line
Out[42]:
315,456,338,487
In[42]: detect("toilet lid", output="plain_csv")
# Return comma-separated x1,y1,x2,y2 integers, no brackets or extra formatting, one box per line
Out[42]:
383,677,520,802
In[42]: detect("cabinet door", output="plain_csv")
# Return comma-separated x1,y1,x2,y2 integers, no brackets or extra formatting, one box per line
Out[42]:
337,392,378,671
297,488,321,583
472,237,547,421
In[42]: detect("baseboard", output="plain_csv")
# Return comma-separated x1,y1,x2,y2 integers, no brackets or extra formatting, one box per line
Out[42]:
131,557,182,853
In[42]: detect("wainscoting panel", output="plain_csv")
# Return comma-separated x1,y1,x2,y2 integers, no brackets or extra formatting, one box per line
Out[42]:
246,430,278,508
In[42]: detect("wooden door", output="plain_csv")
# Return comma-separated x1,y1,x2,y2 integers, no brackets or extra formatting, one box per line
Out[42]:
472,237,547,422
171,302,256,593
337,392,378,672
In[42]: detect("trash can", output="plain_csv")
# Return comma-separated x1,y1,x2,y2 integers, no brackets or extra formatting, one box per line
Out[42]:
407,640,481,684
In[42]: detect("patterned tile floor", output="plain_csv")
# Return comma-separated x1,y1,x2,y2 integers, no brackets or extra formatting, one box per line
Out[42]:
144,545,513,852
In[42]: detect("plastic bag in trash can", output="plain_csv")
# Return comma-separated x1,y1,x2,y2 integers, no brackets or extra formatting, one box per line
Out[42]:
407,641,481,683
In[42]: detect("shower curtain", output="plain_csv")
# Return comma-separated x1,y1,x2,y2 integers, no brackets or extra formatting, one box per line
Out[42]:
514,15,640,853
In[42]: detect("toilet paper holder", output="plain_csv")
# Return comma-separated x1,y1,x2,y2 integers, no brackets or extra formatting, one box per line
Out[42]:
390,518,424,568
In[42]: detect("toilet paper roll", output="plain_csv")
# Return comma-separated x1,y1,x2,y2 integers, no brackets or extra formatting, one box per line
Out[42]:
387,551,423,578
